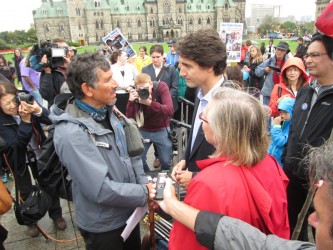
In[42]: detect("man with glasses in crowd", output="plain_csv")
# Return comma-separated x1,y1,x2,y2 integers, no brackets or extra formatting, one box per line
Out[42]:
283,33,333,241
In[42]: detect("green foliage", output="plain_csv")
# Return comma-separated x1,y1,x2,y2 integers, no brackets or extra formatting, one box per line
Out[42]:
280,21,297,33
299,21,315,36
258,16,281,35
0,28,37,49
0,38,15,50
68,42,80,47
18,43,36,49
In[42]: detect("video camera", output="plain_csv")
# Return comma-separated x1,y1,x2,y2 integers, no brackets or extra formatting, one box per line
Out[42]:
15,92,34,105
30,40,68,72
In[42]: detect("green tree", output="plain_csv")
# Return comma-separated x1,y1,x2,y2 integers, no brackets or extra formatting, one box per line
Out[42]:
0,29,37,49
301,21,315,35
258,15,280,36
26,28,38,43
280,21,297,34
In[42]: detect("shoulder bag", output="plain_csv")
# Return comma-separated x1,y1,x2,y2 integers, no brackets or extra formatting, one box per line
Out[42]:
0,180,12,215
113,107,145,157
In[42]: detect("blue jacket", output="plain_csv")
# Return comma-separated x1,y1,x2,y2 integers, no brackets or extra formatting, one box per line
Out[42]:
268,98,295,167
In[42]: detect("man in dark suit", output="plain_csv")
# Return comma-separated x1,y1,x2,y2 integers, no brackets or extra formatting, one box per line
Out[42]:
171,29,228,189
142,45,178,169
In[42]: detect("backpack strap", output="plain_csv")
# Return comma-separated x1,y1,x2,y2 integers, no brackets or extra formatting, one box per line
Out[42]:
152,81,161,101
156,64,169,81
278,86,282,98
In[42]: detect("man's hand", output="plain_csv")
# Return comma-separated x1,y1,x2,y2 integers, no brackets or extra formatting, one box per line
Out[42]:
175,170,193,190
264,67,272,74
171,160,186,181
145,182,156,200
128,88,139,102
62,56,71,69
41,55,52,73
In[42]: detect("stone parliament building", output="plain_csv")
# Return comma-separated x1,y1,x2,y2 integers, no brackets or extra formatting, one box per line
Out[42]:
33,0,246,45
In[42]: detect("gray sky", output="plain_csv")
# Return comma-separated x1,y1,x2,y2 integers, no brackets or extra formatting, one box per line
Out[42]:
245,0,316,19
0,0,317,32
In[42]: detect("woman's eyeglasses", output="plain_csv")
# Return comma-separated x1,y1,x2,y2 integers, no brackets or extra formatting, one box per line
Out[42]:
198,111,209,124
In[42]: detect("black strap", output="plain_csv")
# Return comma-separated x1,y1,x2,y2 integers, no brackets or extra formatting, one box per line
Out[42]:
278,86,282,98
13,145,20,205
152,81,160,101
156,65,168,81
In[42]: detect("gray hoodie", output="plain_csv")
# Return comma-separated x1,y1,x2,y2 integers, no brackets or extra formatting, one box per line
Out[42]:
50,96,148,233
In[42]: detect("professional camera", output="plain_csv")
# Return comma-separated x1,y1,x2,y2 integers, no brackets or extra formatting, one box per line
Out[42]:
15,92,34,105
137,87,150,100
49,45,68,68
30,40,68,71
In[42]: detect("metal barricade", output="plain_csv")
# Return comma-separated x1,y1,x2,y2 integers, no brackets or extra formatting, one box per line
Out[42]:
170,97,194,164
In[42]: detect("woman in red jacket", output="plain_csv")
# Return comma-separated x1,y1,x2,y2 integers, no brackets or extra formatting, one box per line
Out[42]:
169,88,290,250
269,57,309,117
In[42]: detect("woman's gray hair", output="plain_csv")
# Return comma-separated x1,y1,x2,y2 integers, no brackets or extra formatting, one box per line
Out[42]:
66,52,111,99
207,87,268,166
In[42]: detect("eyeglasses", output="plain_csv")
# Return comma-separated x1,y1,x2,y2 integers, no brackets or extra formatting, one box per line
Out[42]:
198,111,208,124
168,45,174,47
304,52,327,60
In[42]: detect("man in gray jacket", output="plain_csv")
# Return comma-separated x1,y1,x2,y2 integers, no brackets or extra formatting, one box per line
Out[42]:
255,41,290,107
50,52,153,250
155,142,333,250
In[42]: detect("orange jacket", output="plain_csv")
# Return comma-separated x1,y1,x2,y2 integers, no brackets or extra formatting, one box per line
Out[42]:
269,57,309,117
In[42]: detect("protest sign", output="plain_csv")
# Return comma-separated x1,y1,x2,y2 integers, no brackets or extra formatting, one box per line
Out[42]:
103,28,136,58
219,22,243,63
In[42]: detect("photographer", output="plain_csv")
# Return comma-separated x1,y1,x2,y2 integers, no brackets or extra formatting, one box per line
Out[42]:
126,73,174,172
0,81,66,237
39,38,72,109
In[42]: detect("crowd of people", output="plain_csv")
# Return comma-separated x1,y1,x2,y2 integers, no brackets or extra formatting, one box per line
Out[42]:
0,7,333,249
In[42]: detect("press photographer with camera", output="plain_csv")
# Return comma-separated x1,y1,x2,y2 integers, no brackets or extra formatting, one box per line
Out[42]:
126,73,174,172
0,81,67,237
39,38,72,109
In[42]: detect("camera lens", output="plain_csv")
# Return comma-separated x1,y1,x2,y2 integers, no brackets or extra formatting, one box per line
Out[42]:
16,93,35,105
138,88,149,100
26,94,35,104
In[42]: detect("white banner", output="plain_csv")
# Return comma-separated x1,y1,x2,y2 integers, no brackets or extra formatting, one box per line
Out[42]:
220,23,243,63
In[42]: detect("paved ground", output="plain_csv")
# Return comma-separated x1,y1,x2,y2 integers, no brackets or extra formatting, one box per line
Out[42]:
1,148,160,250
